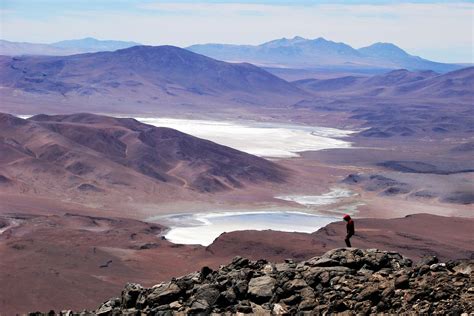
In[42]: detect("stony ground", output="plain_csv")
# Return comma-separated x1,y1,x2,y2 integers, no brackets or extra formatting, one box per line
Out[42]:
31,248,473,315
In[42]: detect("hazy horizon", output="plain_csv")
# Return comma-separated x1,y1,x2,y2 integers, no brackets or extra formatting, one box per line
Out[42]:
1,0,473,63
2,35,473,65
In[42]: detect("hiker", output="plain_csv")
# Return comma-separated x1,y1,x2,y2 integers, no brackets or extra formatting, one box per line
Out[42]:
343,214,355,247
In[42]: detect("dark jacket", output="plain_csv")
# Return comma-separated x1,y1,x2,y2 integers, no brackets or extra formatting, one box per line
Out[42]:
346,219,355,238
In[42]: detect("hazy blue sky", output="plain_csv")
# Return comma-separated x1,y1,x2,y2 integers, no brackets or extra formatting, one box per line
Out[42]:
1,0,473,62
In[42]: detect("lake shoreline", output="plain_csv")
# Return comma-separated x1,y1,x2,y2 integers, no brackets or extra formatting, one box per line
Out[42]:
150,210,339,246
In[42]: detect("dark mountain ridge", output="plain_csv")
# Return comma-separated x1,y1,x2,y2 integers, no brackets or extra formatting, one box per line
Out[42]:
0,113,288,196
0,45,306,106
293,67,474,99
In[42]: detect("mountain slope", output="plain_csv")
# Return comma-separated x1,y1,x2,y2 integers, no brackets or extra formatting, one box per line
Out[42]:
0,38,140,56
290,67,473,139
293,67,474,99
0,45,306,110
187,36,463,72
358,42,411,59
358,43,458,73
394,66,474,98
0,113,288,200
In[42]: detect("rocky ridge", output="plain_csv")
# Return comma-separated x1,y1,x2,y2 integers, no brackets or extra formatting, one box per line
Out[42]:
34,248,473,315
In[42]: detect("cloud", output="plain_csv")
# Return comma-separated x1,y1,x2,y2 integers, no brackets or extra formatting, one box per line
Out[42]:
1,1,472,62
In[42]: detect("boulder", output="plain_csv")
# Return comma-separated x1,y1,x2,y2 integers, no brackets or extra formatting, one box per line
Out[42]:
248,275,276,302
146,282,182,306
121,283,143,308
394,274,410,289
193,284,220,307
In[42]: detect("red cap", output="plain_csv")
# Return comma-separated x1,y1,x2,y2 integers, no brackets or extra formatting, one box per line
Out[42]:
343,214,351,220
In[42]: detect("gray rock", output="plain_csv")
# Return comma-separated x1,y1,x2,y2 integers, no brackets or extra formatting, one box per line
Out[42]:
307,257,340,267
221,287,237,305
357,285,380,303
121,283,143,308
248,275,276,302
453,262,473,275
187,299,209,313
96,298,120,315
147,282,182,305
234,280,248,297
394,274,410,289
284,278,307,291
194,284,220,307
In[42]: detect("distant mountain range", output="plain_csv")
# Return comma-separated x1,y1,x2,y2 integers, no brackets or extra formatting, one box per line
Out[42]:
187,36,463,73
1,36,467,73
0,37,140,56
1,44,471,103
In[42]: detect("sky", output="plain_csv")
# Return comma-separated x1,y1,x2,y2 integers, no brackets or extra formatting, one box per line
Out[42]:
0,0,473,63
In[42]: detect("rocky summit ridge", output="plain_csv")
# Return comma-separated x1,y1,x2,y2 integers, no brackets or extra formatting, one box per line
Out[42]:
31,248,473,315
